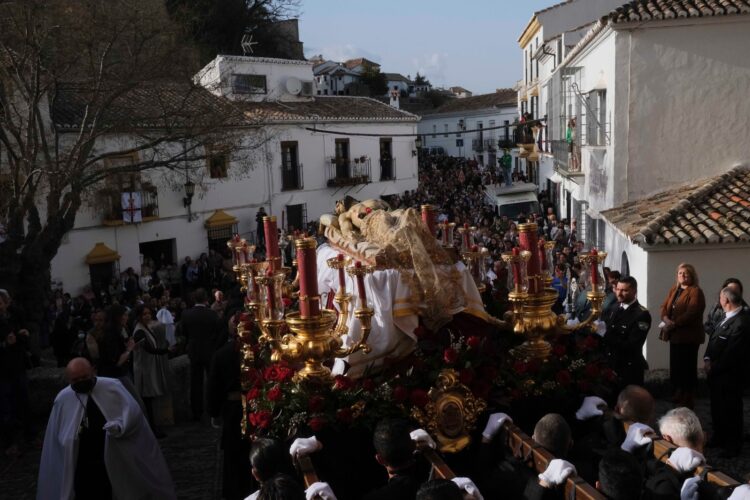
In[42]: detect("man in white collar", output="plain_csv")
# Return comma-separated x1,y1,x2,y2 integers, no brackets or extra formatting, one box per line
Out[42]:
598,276,652,388
703,287,750,457
37,357,175,499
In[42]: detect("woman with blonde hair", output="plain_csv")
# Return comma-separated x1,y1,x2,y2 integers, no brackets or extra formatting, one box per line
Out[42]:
659,263,706,408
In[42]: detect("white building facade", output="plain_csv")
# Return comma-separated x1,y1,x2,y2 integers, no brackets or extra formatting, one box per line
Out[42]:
417,90,517,168
51,55,419,294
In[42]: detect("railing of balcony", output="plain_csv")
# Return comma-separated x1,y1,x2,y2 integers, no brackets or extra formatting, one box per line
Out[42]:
551,139,583,175
281,163,304,191
380,158,397,181
484,139,497,151
472,138,484,152
326,157,371,187
103,188,159,224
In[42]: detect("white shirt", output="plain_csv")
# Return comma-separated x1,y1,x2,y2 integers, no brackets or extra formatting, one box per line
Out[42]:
619,299,637,311
719,307,742,327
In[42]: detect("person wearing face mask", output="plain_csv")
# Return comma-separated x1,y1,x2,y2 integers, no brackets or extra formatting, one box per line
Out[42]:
37,357,175,500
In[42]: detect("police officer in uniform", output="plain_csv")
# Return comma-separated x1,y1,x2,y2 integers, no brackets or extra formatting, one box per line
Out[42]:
599,276,652,387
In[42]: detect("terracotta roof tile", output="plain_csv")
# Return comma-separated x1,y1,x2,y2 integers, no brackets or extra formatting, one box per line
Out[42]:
422,89,517,116
601,165,750,246
240,96,418,122
606,0,750,23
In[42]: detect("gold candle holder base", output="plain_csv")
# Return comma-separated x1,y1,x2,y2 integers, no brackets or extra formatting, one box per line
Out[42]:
510,289,559,360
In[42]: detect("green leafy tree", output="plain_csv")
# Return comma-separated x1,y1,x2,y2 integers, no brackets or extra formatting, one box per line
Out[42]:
357,66,388,97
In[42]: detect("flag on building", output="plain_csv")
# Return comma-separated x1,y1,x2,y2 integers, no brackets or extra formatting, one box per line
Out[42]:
122,192,142,223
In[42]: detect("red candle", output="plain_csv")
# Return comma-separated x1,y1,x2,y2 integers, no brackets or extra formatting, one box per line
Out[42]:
355,261,367,306
337,253,346,291
590,248,599,286
296,238,320,318
421,205,436,236
462,223,470,250
512,247,522,288
538,239,547,272
263,215,280,270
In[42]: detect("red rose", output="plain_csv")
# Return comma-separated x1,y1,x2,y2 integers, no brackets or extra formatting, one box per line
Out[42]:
333,375,354,391
481,365,498,381
246,387,261,400
602,368,616,382
459,368,475,386
513,360,528,375
266,384,282,402
410,389,430,408
393,385,408,403
413,325,428,339
577,380,592,393
308,416,327,432
249,410,272,429
264,364,295,383
308,395,325,413
585,363,601,379
582,335,599,351
527,359,542,374
555,369,572,386
336,408,354,424
365,207,373,214
361,379,376,392
552,344,567,358
471,380,492,399
443,348,458,365
466,335,481,349
277,365,294,382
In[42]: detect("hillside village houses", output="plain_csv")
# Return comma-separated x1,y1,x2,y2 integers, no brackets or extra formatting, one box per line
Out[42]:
518,0,750,370
50,54,419,294
417,90,517,166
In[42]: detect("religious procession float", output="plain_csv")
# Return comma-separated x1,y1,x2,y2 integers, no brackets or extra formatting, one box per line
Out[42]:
227,196,616,494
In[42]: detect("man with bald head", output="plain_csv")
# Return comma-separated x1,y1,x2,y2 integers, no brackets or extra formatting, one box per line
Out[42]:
37,357,175,500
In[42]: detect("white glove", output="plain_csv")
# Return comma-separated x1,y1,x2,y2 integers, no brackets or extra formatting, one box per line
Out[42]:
621,423,655,453
680,477,701,500
729,485,750,500
306,482,337,500
669,447,705,474
452,477,484,500
593,320,606,337
538,459,577,487
410,428,436,449
290,436,322,458
103,420,123,437
482,412,513,441
575,396,607,421
210,417,222,429
566,318,580,327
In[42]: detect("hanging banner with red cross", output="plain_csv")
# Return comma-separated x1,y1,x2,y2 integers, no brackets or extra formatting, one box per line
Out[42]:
121,192,142,223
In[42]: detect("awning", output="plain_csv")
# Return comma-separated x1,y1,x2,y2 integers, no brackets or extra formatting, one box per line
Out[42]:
204,209,238,229
85,242,120,265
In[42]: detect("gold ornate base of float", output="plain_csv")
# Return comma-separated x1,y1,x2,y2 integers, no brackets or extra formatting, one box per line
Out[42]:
510,289,559,360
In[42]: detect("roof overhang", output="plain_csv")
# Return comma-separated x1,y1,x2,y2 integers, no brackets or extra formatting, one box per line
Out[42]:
85,242,120,265
518,16,541,48
205,209,238,228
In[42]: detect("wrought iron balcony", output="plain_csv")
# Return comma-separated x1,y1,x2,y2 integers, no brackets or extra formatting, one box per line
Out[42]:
551,139,583,177
484,139,497,151
102,187,159,226
281,163,304,191
326,156,371,187
472,139,484,152
380,158,397,181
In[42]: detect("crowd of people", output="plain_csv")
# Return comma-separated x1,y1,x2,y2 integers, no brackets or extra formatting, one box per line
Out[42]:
3,153,750,499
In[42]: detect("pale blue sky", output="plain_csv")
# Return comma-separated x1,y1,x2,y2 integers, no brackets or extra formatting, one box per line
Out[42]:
298,0,557,95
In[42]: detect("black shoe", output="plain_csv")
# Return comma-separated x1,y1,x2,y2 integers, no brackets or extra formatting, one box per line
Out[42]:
718,448,740,458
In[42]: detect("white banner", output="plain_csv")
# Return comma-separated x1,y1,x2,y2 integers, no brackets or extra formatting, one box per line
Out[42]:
121,192,142,223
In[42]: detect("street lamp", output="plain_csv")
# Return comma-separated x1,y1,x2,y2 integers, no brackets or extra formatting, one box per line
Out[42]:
183,180,196,222
413,136,422,157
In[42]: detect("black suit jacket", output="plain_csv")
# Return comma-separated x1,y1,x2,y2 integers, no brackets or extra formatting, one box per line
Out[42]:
601,301,652,373
704,309,750,380
180,304,223,364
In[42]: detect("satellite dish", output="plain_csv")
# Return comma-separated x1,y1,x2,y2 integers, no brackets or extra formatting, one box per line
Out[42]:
285,77,302,95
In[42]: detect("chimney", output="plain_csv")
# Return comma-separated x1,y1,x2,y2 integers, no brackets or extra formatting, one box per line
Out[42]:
389,87,400,109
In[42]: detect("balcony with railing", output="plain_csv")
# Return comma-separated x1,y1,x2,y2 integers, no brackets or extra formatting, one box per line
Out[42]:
551,139,583,178
326,156,371,187
379,158,397,181
484,139,497,152
472,138,485,152
281,163,304,191
102,187,160,226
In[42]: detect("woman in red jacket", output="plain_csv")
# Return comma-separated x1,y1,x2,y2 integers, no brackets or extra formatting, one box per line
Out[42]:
660,263,706,408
